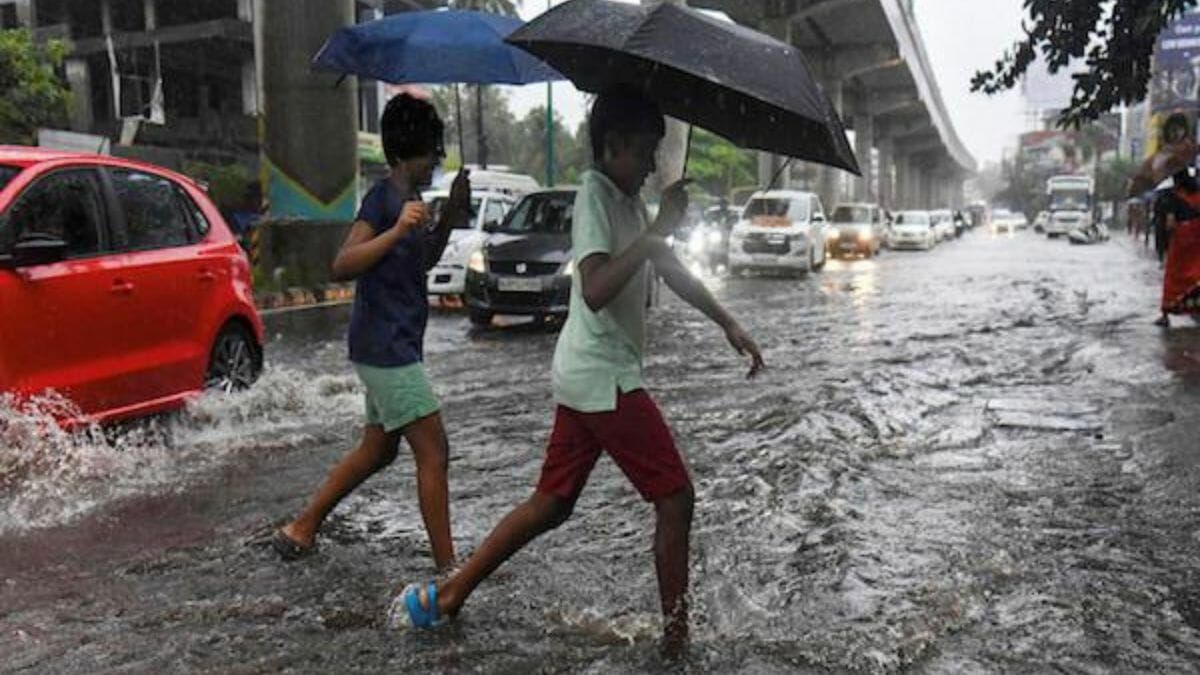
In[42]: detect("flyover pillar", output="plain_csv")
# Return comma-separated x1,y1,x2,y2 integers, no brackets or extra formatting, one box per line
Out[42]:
877,136,895,210
853,111,875,203
817,76,844,210
260,0,358,220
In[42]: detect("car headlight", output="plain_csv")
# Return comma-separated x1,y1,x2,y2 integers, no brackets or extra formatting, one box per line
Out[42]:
826,227,840,241
707,230,722,244
560,258,574,276
857,230,872,242
468,249,486,273
688,232,706,254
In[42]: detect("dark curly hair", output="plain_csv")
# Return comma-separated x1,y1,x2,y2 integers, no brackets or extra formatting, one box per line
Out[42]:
1162,112,1192,146
381,93,445,167
588,83,665,162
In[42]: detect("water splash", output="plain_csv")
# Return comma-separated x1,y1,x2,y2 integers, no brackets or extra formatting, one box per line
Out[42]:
0,365,362,534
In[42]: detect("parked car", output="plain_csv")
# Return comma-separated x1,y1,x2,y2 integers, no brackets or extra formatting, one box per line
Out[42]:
826,202,886,258
425,189,517,298
888,210,937,250
464,188,577,326
0,147,264,427
930,209,955,241
1012,211,1030,230
728,190,829,275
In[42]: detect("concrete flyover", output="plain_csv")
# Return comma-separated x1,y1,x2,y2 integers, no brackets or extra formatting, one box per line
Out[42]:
689,0,976,211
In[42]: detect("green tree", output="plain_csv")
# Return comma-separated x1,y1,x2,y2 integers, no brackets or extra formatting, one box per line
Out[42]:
430,85,519,169
0,29,71,145
511,106,588,184
973,1,1198,129
684,128,756,200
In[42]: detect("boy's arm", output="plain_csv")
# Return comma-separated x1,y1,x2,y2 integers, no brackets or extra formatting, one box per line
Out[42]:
578,179,691,312
653,246,765,378
424,169,472,272
330,201,427,282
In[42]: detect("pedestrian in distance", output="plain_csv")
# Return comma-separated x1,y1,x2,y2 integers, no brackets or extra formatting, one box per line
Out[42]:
1155,167,1200,327
272,94,471,572
391,83,766,654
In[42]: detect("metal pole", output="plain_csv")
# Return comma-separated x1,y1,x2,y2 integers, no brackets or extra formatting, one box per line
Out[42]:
545,0,555,186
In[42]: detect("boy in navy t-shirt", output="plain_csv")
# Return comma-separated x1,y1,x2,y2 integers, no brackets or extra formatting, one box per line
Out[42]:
274,94,470,571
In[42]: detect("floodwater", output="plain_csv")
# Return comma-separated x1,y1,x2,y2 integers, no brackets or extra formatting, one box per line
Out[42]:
4,229,1200,673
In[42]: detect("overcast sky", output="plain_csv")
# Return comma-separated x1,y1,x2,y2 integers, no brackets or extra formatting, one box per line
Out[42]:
505,0,1030,167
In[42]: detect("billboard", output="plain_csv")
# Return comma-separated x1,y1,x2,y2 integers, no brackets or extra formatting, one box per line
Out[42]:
1148,9,1200,157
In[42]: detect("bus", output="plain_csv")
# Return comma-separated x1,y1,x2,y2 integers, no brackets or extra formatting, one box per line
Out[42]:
1045,175,1093,237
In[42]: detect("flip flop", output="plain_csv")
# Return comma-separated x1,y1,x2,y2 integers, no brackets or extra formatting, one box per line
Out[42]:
390,582,444,629
270,529,315,561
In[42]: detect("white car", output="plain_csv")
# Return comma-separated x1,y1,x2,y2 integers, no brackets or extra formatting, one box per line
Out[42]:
991,209,1015,235
426,190,518,297
1034,210,1050,233
930,209,955,241
728,190,829,275
888,210,937,250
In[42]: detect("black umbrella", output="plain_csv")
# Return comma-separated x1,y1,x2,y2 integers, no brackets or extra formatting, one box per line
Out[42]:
506,0,860,175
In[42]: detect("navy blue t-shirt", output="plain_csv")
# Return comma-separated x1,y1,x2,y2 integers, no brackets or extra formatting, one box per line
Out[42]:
347,179,429,367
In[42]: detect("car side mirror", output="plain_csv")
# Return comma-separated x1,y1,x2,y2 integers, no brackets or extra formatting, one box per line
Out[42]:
0,235,68,269
482,220,499,233
813,214,826,223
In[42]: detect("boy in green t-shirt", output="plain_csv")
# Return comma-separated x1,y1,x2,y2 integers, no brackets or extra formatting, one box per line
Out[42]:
396,83,764,651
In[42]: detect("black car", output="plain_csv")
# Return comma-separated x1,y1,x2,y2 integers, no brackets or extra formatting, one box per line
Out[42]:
465,188,578,326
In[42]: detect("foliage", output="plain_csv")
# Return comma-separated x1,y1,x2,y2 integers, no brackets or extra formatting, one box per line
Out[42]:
972,0,1198,129
1095,155,1137,204
183,161,254,213
0,29,71,145
510,106,589,185
449,0,518,15
683,128,756,200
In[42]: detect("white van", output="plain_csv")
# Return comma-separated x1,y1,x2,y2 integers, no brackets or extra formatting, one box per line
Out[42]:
433,168,540,197
728,190,829,275
426,189,518,297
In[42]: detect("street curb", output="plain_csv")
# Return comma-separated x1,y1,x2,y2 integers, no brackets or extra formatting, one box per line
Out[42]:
256,284,355,310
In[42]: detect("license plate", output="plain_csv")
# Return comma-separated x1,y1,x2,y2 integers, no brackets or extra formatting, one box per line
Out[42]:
497,276,542,292
839,242,858,250
752,254,777,264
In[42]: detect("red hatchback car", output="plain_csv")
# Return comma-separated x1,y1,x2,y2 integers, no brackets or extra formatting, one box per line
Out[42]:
0,147,264,426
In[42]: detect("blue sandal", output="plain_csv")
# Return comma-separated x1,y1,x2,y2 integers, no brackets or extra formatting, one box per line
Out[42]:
391,582,444,629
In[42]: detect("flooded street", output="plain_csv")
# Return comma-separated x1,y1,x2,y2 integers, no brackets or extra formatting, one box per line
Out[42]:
5,230,1200,673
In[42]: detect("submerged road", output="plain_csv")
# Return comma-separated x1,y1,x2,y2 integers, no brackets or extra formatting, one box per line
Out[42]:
4,228,1200,673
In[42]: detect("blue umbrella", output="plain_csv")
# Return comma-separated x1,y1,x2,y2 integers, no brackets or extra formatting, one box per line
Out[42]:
312,9,562,86
313,9,562,167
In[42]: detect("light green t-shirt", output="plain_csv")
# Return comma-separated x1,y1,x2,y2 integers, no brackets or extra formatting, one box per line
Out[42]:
551,169,650,412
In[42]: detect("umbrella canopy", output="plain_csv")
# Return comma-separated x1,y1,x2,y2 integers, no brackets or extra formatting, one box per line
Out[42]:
506,0,860,175
312,9,562,85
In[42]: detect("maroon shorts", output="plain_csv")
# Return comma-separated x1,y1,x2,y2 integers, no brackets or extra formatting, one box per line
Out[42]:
536,389,691,502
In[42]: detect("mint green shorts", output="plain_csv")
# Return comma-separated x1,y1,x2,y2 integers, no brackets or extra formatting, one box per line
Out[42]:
353,362,440,432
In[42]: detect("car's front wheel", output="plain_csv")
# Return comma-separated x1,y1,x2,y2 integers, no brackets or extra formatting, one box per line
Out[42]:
205,323,261,393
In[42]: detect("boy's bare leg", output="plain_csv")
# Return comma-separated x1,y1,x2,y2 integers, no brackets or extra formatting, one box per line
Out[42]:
282,424,402,547
654,485,695,653
403,412,456,571
432,492,573,616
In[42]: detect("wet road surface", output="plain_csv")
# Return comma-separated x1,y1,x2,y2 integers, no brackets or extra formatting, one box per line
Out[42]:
4,229,1200,673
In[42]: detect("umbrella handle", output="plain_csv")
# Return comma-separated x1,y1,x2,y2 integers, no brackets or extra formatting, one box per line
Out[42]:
455,84,466,167
682,124,693,180
765,157,794,193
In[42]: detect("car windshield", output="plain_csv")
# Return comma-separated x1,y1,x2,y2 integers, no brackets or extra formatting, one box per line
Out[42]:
497,192,574,234
1050,189,1089,211
744,197,808,222
429,196,482,230
0,165,20,193
832,206,871,223
895,212,930,226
